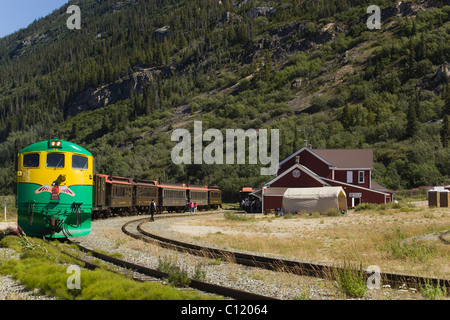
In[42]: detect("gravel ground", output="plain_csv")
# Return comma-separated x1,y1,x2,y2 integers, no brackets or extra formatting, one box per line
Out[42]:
75,213,314,300
0,247,56,300
74,213,425,300
0,213,428,300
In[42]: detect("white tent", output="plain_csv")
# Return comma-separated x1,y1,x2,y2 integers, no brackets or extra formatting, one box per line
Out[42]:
282,187,347,214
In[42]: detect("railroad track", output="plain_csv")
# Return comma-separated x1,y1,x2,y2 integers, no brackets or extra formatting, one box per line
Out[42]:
123,214,450,294
59,213,278,300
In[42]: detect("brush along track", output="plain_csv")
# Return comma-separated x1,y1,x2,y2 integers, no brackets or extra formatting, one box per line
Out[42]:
61,212,277,300
65,239,276,300
124,214,450,294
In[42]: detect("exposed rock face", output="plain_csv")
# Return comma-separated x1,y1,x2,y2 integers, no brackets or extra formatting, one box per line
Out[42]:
381,0,450,21
243,21,344,64
436,63,450,82
66,67,172,117
154,26,170,36
246,7,276,18
381,1,417,20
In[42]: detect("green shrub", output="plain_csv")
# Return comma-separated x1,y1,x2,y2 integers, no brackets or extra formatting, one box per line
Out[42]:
382,228,437,262
420,280,447,300
224,212,256,222
0,236,216,300
354,203,378,212
193,263,207,282
386,240,437,262
157,256,191,287
325,208,342,216
333,261,368,298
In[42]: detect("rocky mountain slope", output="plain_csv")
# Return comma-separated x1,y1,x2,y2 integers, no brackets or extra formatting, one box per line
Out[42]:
0,0,449,199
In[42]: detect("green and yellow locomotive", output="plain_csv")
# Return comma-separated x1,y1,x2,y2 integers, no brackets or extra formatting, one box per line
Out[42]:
16,138,93,238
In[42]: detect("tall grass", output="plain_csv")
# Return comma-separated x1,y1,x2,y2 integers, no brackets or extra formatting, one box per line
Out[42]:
332,261,368,298
157,256,191,287
382,228,437,262
0,235,218,300
224,212,256,222
420,280,447,300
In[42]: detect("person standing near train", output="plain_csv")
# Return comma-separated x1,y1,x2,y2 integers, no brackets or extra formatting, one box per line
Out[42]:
150,199,157,222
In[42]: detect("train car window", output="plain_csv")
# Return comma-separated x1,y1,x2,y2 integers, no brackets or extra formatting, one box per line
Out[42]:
72,155,89,170
164,189,185,199
140,187,157,197
23,153,40,168
46,153,65,168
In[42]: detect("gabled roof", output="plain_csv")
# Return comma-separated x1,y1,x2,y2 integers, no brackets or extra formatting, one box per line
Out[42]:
265,163,329,187
371,181,390,192
278,147,332,168
321,177,391,195
277,147,373,169
313,149,373,169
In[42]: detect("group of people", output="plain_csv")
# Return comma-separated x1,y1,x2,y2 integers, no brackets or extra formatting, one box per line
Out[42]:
241,197,261,213
186,201,198,214
147,199,198,222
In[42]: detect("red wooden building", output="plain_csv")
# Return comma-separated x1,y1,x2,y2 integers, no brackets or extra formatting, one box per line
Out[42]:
260,147,393,212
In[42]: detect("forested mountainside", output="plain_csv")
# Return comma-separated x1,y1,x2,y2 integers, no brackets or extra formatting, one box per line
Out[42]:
0,0,449,200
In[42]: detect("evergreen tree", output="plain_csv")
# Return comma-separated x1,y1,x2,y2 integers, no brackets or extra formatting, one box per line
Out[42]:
69,122,78,140
341,104,352,129
367,108,376,126
444,84,450,116
441,115,449,148
414,92,422,122
406,103,419,138
102,112,110,134
262,50,273,82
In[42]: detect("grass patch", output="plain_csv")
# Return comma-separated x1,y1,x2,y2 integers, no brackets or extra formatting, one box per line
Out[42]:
0,235,218,300
157,256,191,287
420,280,448,300
224,212,256,222
381,228,437,263
354,203,378,212
333,261,368,298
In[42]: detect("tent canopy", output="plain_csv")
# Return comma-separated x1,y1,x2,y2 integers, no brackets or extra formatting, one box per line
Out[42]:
282,187,347,214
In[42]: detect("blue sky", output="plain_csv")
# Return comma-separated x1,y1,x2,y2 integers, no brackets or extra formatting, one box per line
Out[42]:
0,0,70,38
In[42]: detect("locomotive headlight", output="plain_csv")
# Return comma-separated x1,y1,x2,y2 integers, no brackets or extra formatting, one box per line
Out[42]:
48,139,63,149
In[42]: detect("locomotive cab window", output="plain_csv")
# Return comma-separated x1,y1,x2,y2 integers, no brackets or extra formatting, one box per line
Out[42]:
23,153,40,168
72,155,88,170
46,153,65,168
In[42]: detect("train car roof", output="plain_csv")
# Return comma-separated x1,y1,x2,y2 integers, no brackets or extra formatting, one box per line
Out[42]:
156,183,210,192
19,138,92,157
96,174,134,185
135,179,157,186
158,184,188,190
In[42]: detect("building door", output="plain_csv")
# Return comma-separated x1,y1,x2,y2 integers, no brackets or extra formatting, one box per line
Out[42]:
352,197,361,208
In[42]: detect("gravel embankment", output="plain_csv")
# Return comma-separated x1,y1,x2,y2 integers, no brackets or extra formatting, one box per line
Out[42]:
0,247,56,300
0,213,426,300
75,214,314,300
